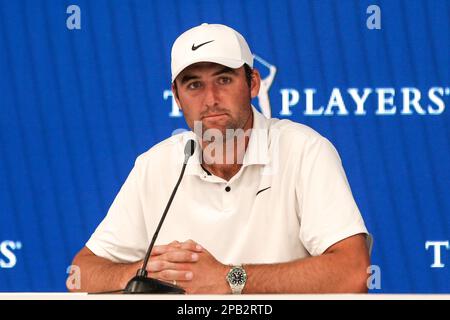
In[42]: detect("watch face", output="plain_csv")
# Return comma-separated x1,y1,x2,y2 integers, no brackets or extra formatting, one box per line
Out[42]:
227,267,247,285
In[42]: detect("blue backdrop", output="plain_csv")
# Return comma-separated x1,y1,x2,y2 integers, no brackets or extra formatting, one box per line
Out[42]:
0,0,449,292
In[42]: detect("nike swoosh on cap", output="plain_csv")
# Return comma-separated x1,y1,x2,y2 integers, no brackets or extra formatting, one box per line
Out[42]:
191,40,215,51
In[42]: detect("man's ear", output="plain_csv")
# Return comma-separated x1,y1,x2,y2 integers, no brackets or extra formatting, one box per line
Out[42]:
250,68,261,99
171,83,182,110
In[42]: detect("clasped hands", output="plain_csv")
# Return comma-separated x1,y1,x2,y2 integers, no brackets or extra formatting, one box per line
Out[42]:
145,239,230,294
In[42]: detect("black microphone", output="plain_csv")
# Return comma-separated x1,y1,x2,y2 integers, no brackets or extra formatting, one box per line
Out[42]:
124,139,196,294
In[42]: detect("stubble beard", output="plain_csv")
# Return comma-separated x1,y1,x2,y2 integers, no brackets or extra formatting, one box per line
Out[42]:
193,107,252,166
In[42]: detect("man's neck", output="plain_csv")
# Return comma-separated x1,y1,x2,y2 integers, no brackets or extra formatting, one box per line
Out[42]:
201,139,249,181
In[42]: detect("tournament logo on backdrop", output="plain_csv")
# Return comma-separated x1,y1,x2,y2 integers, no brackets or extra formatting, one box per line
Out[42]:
425,241,449,268
0,240,22,269
164,56,449,119
253,54,277,119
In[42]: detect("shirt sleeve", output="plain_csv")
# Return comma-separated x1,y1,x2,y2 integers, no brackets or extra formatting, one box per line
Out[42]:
297,136,368,256
85,157,148,263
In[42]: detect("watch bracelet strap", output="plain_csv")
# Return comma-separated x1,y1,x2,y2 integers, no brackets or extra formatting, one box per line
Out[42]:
231,286,243,294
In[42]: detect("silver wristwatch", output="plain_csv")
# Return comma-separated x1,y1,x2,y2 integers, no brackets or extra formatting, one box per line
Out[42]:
226,265,247,294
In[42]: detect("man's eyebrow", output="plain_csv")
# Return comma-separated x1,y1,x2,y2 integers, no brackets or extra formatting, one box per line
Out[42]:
179,74,200,85
212,66,237,76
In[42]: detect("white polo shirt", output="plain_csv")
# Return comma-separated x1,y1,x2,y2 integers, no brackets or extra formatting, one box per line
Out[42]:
86,106,368,265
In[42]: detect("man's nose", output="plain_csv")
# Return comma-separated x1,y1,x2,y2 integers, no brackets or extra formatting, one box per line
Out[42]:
203,83,219,107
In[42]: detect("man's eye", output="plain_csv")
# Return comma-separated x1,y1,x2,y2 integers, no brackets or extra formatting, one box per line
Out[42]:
218,77,231,84
187,81,202,89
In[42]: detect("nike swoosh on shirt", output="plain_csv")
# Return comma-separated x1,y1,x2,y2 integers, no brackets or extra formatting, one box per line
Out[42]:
191,40,214,51
256,187,271,196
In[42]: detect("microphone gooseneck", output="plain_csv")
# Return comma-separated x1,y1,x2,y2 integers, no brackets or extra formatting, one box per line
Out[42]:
124,139,196,294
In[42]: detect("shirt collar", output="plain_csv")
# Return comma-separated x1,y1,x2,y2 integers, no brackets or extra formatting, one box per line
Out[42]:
184,131,203,176
242,105,270,166
185,105,270,176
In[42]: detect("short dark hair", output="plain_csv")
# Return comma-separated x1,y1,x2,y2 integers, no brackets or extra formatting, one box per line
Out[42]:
243,64,253,87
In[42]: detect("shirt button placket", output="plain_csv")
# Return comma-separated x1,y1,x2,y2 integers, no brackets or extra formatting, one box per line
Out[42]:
223,185,233,212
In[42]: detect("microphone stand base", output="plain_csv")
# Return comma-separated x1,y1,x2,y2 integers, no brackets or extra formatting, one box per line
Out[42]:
123,276,185,294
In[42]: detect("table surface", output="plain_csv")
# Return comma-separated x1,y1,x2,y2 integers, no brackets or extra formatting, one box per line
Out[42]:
0,293,449,300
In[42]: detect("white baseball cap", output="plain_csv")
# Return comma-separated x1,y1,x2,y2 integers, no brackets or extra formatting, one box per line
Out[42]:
171,23,253,82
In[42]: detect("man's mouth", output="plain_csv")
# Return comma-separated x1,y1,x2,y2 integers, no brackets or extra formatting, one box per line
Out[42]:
202,113,227,119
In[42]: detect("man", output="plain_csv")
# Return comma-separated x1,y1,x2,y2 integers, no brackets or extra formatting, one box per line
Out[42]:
69,23,370,294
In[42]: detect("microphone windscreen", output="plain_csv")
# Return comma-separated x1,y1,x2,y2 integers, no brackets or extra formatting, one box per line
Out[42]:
184,139,196,157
